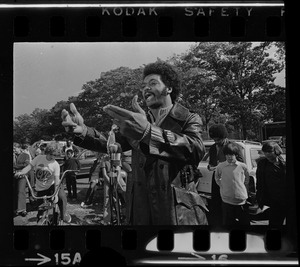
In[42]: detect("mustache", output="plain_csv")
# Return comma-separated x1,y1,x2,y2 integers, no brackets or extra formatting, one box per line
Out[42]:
143,86,169,98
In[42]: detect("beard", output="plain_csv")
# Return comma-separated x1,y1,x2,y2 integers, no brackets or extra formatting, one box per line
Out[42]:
146,87,169,109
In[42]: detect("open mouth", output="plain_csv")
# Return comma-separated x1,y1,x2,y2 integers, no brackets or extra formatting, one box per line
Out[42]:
144,92,155,101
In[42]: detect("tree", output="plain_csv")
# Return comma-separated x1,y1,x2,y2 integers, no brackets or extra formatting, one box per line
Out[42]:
171,42,230,131
14,108,53,143
47,100,72,140
14,42,285,143
73,67,143,132
254,85,286,122
14,114,34,143
173,42,285,139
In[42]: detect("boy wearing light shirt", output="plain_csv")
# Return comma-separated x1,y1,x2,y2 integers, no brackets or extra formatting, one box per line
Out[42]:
15,145,71,224
215,142,250,225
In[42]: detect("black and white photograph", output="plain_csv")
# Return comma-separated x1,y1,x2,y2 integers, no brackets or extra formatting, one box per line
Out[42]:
2,0,297,265
13,41,287,227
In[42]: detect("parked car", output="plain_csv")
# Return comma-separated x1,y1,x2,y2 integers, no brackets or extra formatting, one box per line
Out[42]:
75,149,133,178
76,149,99,178
196,140,263,214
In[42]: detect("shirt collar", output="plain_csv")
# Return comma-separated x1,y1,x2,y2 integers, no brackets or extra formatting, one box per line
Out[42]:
148,104,173,124
224,160,241,166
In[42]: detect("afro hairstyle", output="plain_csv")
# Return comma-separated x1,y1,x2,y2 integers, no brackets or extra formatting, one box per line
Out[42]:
208,124,228,139
143,61,181,103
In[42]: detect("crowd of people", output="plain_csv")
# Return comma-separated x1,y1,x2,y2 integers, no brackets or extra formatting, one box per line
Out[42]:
13,135,131,225
13,140,73,222
206,124,287,227
13,61,287,227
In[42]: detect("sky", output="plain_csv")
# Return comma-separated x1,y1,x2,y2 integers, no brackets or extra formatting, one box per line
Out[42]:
14,42,196,118
13,42,285,119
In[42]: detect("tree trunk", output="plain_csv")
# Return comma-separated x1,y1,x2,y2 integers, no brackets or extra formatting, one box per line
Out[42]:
241,124,247,140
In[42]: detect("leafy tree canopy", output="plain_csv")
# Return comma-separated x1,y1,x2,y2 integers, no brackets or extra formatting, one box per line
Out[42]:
14,42,285,144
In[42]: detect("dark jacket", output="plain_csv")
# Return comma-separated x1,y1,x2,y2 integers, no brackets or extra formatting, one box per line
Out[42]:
256,156,286,207
63,157,81,171
74,102,207,225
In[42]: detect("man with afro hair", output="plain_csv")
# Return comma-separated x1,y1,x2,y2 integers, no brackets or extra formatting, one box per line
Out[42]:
61,61,208,225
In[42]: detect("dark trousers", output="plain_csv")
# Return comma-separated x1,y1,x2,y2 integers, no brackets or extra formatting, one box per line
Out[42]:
28,169,35,187
36,184,67,219
14,176,27,212
27,170,35,200
66,172,77,199
222,202,250,226
269,201,286,226
208,172,223,226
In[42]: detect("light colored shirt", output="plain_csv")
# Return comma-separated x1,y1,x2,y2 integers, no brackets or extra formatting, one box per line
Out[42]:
215,160,249,205
30,155,60,191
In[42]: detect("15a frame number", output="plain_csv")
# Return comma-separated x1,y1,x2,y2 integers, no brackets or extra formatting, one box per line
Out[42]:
54,253,81,265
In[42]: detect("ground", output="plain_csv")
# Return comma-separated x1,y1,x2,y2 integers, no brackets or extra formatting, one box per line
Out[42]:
14,178,107,226
13,178,268,226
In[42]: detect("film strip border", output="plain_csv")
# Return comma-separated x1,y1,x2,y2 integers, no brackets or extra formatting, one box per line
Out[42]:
1,4,285,41
2,2,296,266
12,227,296,265
13,228,284,251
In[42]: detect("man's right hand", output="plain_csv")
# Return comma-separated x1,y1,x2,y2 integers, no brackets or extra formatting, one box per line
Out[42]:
61,103,85,134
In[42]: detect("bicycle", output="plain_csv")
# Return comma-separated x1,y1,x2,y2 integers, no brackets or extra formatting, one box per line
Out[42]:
18,170,77,226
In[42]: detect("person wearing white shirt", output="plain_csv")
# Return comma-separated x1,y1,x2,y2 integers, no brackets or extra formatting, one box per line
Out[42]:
15,144,71,224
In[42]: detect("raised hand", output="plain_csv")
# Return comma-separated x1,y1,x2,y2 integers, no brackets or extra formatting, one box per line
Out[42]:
131,95,146,117
61,103,85,134
103,95,149,140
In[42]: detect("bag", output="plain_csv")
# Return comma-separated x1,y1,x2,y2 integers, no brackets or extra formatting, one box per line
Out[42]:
173,186,208,225
171,164,209,225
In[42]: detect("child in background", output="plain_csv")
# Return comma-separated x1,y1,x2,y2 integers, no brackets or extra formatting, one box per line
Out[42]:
14,143,32,216
100,153,112,225
215,142,250,226
81,153,103,208
62,149,81,201
15,145,71,223
39,143,47,155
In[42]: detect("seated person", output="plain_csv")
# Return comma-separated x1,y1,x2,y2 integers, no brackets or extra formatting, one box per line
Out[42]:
15,144,71,223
